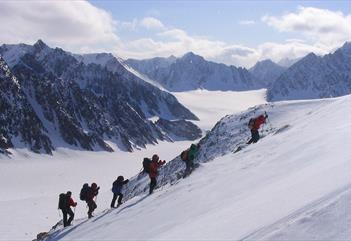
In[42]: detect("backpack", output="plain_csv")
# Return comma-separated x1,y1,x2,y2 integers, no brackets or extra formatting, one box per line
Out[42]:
143,158,152,174
180,150,189,162
58,193,67,210
248,118,256,130
80,183,89,201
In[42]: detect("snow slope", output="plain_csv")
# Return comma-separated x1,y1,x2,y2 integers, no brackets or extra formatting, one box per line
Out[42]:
0,90,265,240
43,94,351,241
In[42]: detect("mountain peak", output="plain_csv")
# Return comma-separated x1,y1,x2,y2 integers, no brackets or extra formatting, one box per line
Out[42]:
251,59,277,69
33,39,49,52
258,59,275,65
303,52,318,61
181,52,204,62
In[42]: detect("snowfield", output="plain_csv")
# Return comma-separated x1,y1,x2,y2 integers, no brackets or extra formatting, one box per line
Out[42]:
0,90,266,240
41,93,351,241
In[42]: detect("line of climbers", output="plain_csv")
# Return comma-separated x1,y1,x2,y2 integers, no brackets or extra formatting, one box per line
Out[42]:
57,143,199,228
57,112,268,228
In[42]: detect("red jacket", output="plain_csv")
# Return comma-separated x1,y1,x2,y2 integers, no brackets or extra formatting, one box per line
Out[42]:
69,197,77,207
149,160,166,178
87,187,99,201
253,115,266,130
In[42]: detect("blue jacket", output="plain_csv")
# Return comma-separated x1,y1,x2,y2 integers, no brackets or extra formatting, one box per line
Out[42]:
112,179,129,194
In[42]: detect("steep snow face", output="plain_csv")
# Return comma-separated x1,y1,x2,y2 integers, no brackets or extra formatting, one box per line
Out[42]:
126,52,262,92
44,94,351,241
249,59,286,87
0,41,198,154
268,42,351,101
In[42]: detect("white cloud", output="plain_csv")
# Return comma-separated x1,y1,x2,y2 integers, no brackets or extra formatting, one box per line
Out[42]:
117,19,138,31
0,1,120,53
1,2,350,68
257,40,328,63
262,6,351,46
140,17,165,30
239,20,256,25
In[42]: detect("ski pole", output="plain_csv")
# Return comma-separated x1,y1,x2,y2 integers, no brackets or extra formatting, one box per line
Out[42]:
58,209,61,218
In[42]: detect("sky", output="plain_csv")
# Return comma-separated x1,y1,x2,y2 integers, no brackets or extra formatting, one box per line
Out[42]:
1,0,351,68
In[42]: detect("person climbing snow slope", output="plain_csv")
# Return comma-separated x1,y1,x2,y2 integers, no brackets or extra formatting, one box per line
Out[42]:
247,113,268,144
58,191,77,227
111,176,129,208
148,154,166,194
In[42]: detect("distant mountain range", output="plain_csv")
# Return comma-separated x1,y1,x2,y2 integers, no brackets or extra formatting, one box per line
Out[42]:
127,43,351,102
268,42,351,101
2,39,351,154
0,40,201,154
126,52,265,92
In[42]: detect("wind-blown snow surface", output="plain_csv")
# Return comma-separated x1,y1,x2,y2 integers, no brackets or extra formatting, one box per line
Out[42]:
0,90,265,240
44,94,351,241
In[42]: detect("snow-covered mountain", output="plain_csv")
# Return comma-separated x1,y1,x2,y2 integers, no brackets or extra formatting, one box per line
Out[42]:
249,59,286,87
126,52,263,92
41,93,351,241
268,42,351,101
0,40,200,154
0,56,52,154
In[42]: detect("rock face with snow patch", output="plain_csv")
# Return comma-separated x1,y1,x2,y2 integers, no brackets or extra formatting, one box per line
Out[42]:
122,103,274,200
0,56,53,154
155,118,202,141
268,42,351,101
0,40,199,154
126,52,263,91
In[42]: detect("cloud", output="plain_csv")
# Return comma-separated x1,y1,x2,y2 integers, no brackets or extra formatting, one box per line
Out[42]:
1,2,349,68
140,17,165,30
262,6,351,46
0,1,120,53
257,40,327,63
239,20,256,25
116,19,138,31
118,28,260,67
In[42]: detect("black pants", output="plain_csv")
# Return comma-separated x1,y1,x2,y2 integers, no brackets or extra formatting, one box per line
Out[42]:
62,208,74,227
247,129,260,144
149,177,157,194
110,193,123,208
184,160,194,177
87,200,97,218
